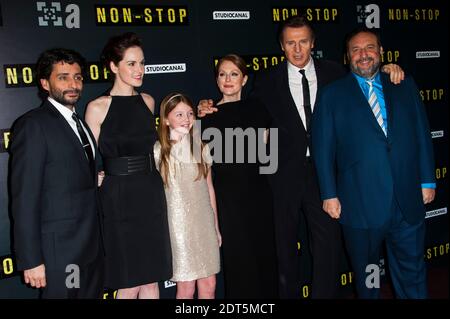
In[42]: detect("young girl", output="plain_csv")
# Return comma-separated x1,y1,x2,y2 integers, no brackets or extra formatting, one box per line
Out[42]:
154,92,221,299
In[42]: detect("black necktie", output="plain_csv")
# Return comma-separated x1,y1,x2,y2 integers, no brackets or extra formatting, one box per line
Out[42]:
72,112,95,177
299,69,312,132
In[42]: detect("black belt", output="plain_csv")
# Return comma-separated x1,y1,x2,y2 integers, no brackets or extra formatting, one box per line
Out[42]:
104,155,153,176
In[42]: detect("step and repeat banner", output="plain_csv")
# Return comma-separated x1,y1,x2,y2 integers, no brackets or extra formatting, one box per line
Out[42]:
0,0,448,298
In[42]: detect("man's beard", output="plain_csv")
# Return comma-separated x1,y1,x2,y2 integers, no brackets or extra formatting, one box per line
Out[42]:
50,88,81,107
350,57,380,79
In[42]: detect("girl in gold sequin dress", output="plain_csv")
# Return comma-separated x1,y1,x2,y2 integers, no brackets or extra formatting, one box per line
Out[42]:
154,93,221,299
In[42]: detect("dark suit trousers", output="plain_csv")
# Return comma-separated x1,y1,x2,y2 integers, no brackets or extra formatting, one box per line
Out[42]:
273,160,343,298
341,199,427,299
41,246,104,299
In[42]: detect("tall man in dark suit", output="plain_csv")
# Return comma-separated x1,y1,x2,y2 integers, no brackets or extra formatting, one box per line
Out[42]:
10,48,104,298
199,16,404,299
312,28,435,298
250,16,346,299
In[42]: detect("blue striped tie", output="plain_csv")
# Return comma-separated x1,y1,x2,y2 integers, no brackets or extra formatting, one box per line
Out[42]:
366,80,387,136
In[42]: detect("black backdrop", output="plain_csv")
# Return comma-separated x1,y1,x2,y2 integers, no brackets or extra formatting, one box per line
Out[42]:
0,0,448,299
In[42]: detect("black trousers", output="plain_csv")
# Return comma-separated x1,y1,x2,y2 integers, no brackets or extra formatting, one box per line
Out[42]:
41,247,104,299
273,160,343,298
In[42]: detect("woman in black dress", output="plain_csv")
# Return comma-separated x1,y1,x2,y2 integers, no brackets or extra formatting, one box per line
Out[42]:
201,54,278,298
85,32,172,298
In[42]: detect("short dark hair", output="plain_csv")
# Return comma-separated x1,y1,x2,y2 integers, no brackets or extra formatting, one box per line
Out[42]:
35,48,86,95
36,48,86,81
345,27,382,52
215,54,248,77
101,32,143,70
278,15,315,44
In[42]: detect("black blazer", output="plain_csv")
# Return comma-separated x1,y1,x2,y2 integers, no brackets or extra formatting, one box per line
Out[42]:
10,100,102,271
251,58,346,192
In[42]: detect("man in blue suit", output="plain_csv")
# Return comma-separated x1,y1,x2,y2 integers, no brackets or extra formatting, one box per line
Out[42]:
311,28,436,299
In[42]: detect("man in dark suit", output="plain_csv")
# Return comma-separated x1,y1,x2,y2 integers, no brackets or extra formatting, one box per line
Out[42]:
312,28,435,298
10,48,104,298
250,16,346,299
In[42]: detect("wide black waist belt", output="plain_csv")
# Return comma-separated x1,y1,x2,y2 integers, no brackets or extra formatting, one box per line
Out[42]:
104,155,153,176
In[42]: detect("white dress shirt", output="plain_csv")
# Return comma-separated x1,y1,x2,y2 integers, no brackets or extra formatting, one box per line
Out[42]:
48,97,96,159
287,57,317,156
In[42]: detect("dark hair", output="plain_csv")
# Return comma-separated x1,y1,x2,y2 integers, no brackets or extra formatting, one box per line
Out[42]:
35,48,86,95
278,15,315,44
345,27,382,52
101,32,143,70
215,54,248,77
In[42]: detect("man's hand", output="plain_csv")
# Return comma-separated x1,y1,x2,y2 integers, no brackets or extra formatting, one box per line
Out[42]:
323,198,341,219
24,264,46,288
381,64,405,85
422,188,435,204
197,99,217,118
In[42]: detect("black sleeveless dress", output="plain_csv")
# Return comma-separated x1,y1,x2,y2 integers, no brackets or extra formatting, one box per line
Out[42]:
98,94,172,289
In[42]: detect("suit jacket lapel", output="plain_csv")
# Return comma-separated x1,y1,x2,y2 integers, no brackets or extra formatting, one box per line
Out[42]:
380,74,393,138
347,74,388,138
44,101,92,176
80,115,100,182
313,58,323,104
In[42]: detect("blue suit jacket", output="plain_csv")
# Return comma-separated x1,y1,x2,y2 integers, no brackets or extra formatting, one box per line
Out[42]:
311,72,435,228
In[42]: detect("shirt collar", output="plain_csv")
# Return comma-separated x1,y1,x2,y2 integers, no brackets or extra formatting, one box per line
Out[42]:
353,70,381,87
47,97,76,119
287,56,314,74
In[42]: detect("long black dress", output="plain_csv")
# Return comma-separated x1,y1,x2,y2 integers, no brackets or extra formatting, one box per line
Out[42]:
98,94,172,289
201,97,279,298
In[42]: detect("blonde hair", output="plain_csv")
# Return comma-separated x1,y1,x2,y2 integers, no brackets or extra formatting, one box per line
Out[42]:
157,92,209,186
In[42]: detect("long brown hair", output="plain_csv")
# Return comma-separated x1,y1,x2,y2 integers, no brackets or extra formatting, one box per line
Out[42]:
157,92,209,186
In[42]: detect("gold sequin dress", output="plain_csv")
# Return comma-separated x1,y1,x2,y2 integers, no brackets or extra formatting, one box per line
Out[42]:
154,136,220,281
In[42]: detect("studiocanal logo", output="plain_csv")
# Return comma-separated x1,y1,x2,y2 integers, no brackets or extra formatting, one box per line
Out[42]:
425,207,447,219
145,63,186,74
431,130,444,139
212,11,250,20
416,51,440,59
36,2,80,28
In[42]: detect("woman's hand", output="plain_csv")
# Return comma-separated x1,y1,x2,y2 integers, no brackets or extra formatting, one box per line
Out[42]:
197,99,217,117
